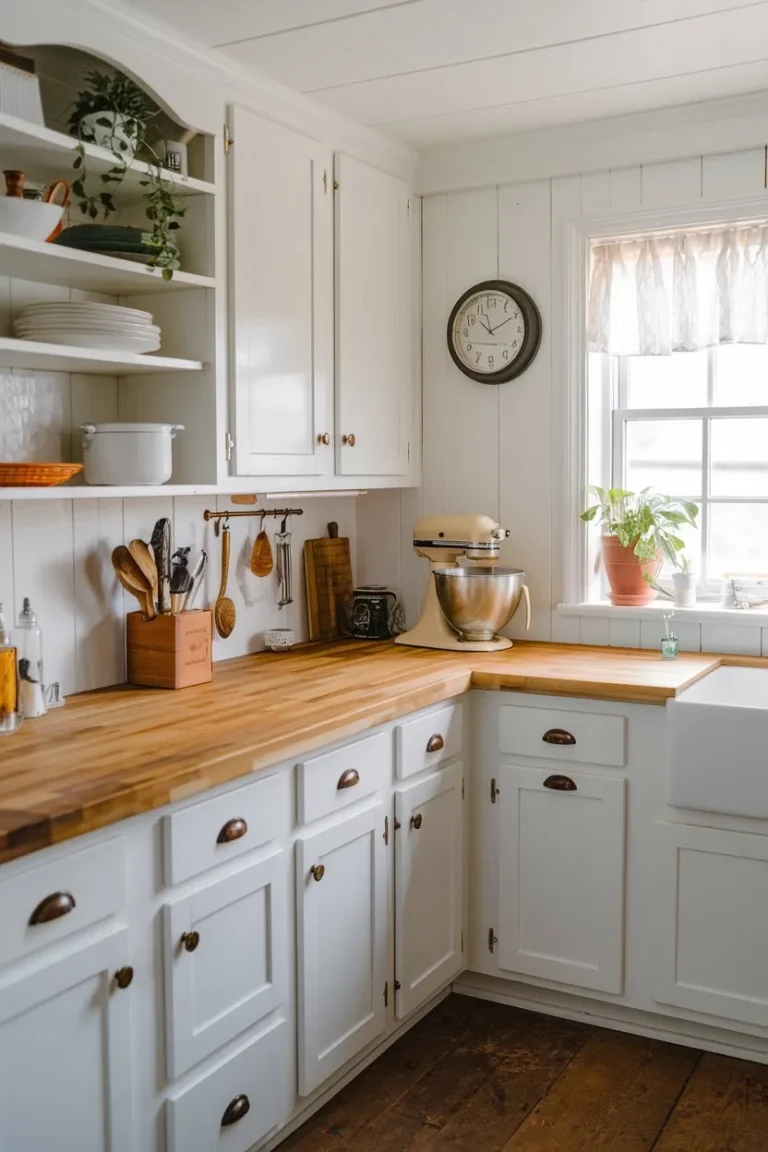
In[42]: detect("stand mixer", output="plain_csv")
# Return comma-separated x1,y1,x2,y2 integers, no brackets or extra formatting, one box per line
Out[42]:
395,514,531,652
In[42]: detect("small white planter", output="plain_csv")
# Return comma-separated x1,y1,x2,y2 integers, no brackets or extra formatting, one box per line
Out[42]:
673,571,697,608
81,422,183,486
78,111,140,157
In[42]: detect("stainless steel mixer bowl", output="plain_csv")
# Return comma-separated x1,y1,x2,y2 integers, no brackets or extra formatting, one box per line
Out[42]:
433,567,526,641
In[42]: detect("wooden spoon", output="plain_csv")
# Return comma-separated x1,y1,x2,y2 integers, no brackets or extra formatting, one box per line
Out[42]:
214,523,236,638
128,539,158,611
250,515,274,577
112,545,156,620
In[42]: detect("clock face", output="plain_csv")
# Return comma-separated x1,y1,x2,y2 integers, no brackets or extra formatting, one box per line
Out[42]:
447,280,542,384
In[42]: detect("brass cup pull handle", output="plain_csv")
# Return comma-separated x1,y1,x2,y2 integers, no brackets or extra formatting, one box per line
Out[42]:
426,733,444,753
180,930,200,952
411,813,423,830
29,891,76,925
337,768,360,790
342,433,356,447
221,1094,250,1127
114,966,134,989
542,728,576,746
217,817,248,844
311,863,325,881
317,432,331,445
543,774,577,792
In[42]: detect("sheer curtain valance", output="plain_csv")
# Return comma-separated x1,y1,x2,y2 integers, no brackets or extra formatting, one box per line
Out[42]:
588,224,768,355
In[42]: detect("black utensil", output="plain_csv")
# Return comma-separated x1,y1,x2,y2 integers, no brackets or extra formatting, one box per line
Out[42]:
151,518,172,614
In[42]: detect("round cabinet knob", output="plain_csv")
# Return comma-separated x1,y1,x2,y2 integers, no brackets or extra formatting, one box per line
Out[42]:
317,433,331,445
114,966,134,990
180,930,200,952
342,433,356,447
310,864,325,882
411,813,423,830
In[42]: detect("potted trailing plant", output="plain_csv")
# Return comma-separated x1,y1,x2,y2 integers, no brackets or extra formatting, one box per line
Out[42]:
580,487,699,606
672,555,697,607
67,70,185,279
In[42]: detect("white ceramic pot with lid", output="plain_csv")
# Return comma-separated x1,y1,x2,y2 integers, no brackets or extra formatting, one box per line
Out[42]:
81,422,184,486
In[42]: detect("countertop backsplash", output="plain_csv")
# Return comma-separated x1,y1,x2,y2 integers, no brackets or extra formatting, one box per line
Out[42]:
0,495,358,698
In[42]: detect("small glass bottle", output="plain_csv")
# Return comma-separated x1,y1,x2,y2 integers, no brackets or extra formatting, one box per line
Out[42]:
0,602,22,734
14,598,46,718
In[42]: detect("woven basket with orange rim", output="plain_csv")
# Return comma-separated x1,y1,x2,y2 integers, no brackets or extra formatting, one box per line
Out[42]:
0,463,83,487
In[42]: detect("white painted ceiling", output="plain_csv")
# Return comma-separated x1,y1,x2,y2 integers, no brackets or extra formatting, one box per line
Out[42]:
119,0,768,148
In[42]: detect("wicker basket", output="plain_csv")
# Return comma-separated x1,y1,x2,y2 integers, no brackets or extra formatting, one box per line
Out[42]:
0,463,83,487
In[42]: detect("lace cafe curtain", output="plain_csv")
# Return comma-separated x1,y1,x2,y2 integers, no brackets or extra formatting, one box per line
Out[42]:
588,225,768,356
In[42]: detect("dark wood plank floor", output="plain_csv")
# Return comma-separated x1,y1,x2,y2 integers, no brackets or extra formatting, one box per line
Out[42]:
282,995,768,1152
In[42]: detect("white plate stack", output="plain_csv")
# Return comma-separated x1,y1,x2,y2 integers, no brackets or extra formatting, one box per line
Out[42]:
14,302,162,353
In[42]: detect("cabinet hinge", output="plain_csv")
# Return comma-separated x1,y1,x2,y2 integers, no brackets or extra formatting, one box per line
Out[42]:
395,980,401,991
323,169,328,195
462,778,465,800
488,928,498,954
491,777,500,804
383,815,389,846
407,198,410,218
461,930,464,953
384,981,388,1008
407,441,410,463
225,431,235,462
333,178,340,190
223,124,234,155
393,817,401,831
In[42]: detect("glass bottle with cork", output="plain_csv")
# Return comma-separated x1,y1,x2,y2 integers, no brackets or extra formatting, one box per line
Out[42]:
14,597,46,718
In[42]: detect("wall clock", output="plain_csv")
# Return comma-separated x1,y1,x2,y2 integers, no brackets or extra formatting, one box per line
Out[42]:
447,279,542,384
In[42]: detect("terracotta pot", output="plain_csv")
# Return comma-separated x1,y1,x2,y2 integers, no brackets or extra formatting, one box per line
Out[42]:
602,536,660,606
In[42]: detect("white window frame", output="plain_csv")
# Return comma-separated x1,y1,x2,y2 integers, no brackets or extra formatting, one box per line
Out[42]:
556,193,768,608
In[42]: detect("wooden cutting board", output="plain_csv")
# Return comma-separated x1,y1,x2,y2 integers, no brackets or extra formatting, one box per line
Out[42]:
304,522,353,641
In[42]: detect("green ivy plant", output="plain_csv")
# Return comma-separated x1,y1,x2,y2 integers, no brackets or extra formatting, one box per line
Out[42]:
67,70,185,280
580,486,699,574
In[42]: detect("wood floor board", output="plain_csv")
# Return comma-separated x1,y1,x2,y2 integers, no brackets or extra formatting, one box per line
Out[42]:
652,1052,768,1151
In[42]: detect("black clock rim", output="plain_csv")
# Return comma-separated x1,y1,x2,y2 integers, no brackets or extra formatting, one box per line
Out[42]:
447,279,542,385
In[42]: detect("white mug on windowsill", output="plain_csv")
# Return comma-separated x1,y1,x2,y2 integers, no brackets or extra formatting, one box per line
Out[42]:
672,570,697,608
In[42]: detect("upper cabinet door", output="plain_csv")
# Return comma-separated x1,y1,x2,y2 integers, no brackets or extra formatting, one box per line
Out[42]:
229,105,334,476
335,154,411,476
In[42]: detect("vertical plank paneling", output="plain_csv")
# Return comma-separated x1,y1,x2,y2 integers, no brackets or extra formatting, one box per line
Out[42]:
498,180,552,641
579,617,610,647
0,501,13,617
421,194,449,518
11,499,76,695
610,167,642,209
550,612,581,644
73,498,125,691
640,619,701,652
702,148,766,201
398,486,424,629
581,172,611,215
608,617,641,649
701,622,761,657
641,158,702,207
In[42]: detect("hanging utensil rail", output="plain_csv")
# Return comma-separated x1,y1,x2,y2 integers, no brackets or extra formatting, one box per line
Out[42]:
203,508,304,522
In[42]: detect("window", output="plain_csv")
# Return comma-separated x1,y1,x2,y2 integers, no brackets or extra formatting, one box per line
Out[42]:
586,223,768,599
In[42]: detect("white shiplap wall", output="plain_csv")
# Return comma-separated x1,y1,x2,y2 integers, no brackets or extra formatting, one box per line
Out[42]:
0,494,357,697
416,144,768,656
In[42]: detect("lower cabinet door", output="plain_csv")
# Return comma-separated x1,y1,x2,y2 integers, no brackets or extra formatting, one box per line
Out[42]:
164,849,288,1077
296,802,389,1096
395,763,464,1019
655,822,768,1026
0,928,133,1152
497,764,626,994
167,1015,291,1152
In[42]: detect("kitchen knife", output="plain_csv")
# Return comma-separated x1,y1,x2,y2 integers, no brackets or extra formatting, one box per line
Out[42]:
151,518,172,614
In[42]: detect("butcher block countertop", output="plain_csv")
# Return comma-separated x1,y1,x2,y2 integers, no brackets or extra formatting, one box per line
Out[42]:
0,640,724,864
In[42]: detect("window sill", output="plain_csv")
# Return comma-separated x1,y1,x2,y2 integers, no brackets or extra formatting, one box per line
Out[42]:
557,601,768,627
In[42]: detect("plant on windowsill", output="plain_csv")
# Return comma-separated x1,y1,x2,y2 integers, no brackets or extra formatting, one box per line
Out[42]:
66,70,184,279
580,487,699,607
672,555,697,608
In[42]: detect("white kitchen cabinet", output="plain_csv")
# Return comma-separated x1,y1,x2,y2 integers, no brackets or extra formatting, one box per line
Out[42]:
164,849,288,1077
229,105,334,477
0,928,133,1152
334,154,411,476
655,822,768,1026
394,763,464,1019
296,802,389,1096
497,764,626,994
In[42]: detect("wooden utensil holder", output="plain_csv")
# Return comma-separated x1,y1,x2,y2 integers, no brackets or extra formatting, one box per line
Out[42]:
127,610,212,690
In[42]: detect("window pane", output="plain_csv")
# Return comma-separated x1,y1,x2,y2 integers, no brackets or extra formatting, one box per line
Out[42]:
714,345,768,406
624,419,702,495
710,504,768,576
624,352,708,409
711,418,768,498
659,503,702,578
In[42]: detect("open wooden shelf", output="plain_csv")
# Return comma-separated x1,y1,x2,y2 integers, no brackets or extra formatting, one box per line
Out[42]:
0,111,215,203
0,337,203,375
0,232,215,295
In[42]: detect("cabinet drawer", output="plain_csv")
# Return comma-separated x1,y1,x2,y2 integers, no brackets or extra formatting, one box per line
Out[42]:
0,837,126,968
297,731,392,824
396,702,464,780
499,704,626,767
167,1015,291,1152
164,772,289,885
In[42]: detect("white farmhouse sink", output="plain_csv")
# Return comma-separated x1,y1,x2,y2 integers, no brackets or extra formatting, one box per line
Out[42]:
668,666,768,818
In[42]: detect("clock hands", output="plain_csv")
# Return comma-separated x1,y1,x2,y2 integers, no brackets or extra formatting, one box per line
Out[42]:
487,315,515,335
478,315,493,335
